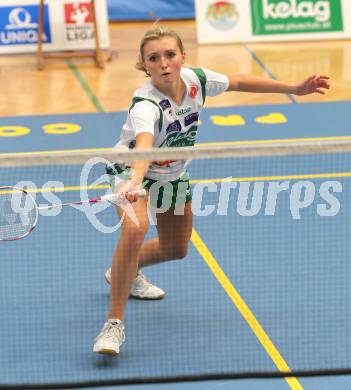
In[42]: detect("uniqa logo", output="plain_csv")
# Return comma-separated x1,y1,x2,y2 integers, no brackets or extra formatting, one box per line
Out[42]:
5,8,37,29
206,1,239,31
1,7,50,45
262,0,331,22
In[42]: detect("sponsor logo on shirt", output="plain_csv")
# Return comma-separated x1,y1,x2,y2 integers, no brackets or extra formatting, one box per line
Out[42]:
152,160,177,167
185,112,199,126
175,107,191,116
165,120,182,134
162,126,198,147
159,99,171,110
189,85,199,98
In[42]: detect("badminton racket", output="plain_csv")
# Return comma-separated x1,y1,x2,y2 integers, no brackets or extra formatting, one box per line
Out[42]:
0,186,146,241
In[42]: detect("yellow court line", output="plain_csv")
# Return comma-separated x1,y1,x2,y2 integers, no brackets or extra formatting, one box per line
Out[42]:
190,172,351,184
12,171,351,195
1,135,351,157
196,135,351,147
0,185,108,195
0,147,112,157
191,228,303,390
0,185,101,195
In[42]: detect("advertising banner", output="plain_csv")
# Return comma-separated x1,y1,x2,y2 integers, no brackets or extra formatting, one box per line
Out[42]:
251,0,343,35
195,0,351,44
0,0,109,54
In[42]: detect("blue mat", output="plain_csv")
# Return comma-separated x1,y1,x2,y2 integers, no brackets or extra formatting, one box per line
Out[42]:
107,0,194,21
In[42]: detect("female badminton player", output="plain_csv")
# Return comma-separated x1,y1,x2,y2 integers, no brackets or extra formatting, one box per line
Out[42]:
93,25,330,355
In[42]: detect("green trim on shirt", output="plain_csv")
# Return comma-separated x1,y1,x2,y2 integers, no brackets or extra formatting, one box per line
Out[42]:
189,67,207,105
130,97,163,133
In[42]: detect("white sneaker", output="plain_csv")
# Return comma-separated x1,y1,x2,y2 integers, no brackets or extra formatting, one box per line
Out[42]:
93,319,125,355
104,268,165,300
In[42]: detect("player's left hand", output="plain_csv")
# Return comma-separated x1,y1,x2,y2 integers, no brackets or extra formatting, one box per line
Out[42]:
115,179,143,203
294,75,330,96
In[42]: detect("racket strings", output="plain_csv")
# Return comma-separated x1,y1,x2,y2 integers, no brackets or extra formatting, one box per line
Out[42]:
0,190,37,241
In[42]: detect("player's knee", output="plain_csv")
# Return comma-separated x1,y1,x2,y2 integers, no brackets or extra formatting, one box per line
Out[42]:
174,245,188,260
122,222,148,245
163,243,188,260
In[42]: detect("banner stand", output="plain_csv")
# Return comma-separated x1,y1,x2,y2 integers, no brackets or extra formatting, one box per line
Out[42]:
36,0,103,69
0,0,110,56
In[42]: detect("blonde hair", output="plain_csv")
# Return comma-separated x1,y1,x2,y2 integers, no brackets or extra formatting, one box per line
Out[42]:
135,25,185,76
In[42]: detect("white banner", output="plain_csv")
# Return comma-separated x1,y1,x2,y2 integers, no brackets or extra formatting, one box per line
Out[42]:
196,0,351,44
0,0,109,54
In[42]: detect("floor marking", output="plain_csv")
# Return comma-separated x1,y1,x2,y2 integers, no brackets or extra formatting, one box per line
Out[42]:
14,170,350,195
66,59,105,113
190,172,351,184
196,136,351,147
191,228,303,390
244,45,297,104
2,135,351,158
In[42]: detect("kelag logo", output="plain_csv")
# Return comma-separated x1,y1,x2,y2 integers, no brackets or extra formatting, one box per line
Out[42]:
205,1,240,31
251,0,343,35
0,5,51,46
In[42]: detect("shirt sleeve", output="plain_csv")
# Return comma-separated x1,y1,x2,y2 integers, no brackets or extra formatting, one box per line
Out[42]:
129,100,160,136
203,68,230,97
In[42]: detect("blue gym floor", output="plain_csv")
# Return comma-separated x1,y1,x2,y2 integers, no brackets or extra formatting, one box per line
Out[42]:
1,100,351,390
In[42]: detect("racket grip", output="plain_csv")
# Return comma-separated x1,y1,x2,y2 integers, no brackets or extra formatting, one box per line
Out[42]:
101,189,146,203
131,189,146,198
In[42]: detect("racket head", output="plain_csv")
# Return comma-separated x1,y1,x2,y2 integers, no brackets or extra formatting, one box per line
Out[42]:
0,186,39,241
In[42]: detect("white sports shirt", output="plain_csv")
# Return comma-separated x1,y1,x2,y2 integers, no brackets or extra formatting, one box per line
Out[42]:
115,67,229,181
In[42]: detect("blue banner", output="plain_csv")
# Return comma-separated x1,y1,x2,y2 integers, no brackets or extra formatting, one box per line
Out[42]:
0,5,51,46
107,0,195,21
